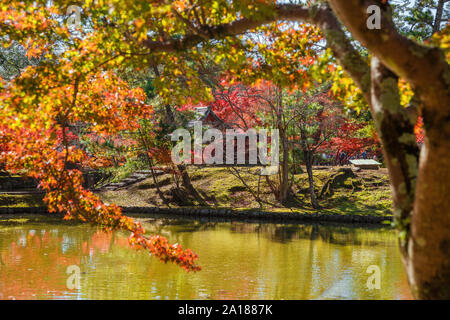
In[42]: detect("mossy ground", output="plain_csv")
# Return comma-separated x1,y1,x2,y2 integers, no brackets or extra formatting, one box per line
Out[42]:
1,167,393,217
0,193,44,208
98,166,393,217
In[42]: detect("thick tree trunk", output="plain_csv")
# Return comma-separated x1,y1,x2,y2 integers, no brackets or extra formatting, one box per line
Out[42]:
409,130,450,298
144,1,450,298
328,0,450,299
371,50,450,299
370,58,419,236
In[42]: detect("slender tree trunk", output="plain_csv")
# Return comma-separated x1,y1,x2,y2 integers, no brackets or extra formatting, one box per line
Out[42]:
138,128,171,207
279,127,290,202
291,148,297,174
149,162,170,207
160,99,206,205
305,150,319,209
152,64,205,204
432,0,445,34
177,164,207,205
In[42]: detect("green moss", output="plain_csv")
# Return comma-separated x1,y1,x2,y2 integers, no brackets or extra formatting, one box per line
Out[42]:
308,5,319,19
96,167,394,217
443,66,450,88
405,154,418,178
136,177,172,189
0,217,29,224
337,188,392,216
380,77,401,113
398,133,417,145
0,193,44,207
409,44,432,58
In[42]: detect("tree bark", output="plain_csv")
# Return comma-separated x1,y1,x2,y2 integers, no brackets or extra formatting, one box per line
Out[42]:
329,0,450,299
409,112,450,299
142,0,450,298
177,164,207,205
432,0,445,34
153,65,207,206
370,57,419,240
279,126,290,203
138,128,171,207
165,104,205,204
305,150,319,209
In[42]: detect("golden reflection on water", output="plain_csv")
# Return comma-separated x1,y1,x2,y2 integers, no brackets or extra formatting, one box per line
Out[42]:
0,215,413,300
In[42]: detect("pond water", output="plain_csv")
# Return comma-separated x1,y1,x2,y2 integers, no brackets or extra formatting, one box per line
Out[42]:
0,214,412,300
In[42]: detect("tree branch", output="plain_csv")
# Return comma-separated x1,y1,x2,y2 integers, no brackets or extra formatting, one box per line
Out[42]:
328,0,449,112
142,3,373,102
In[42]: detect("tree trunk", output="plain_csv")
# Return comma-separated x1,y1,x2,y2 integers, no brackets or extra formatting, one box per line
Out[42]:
432,0,445,34
370,58,419,234
160,100,206,205
305,150,319,209
138,128,171,207
279,127,290,203
326,1,450,299
147,2,450,297
371,56,450,299
177,164,207,205
409,122,450,299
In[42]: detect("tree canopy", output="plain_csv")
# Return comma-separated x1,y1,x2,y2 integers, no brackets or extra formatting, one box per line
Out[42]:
1,0,449,298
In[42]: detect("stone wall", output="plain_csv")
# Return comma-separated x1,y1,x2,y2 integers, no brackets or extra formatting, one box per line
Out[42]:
0,177,38,191
0,206,392,224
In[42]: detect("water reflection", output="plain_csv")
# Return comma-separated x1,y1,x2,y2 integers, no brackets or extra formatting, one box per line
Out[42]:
0,214,412,300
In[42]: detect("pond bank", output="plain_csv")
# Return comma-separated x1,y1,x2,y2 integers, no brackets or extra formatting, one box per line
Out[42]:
0,205,392,225
1,167,394,225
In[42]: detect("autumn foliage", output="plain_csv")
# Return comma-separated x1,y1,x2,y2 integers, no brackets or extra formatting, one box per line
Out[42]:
0,0,430,275
0,0,201,272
